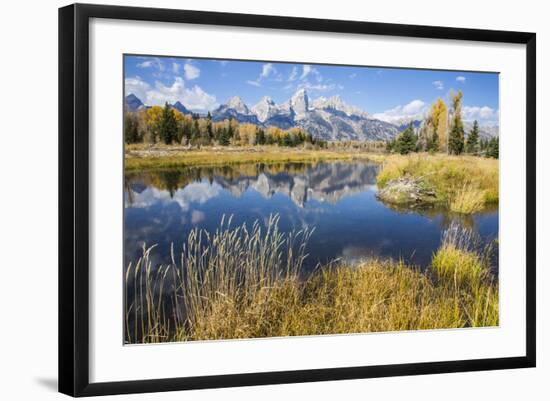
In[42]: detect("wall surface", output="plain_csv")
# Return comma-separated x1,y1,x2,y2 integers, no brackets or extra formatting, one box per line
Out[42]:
0,0,547,399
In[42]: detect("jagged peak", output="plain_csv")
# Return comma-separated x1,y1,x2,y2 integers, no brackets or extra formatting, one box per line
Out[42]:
222,96,251,114
259,95,275,105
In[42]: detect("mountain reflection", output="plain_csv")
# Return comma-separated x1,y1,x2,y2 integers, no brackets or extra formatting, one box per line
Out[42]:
125,162,380,208
124,161,499,270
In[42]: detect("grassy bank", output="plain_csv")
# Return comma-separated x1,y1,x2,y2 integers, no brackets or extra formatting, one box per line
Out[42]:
125,216,498,344
125,144,376,171
376,153,499,213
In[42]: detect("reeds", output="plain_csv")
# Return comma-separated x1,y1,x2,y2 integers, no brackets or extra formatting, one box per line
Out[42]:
125,216,498,344
449,183,487,214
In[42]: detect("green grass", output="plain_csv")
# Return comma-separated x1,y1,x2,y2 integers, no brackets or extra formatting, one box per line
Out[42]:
125,216,498,344
376,153,498,213
124,144,376,171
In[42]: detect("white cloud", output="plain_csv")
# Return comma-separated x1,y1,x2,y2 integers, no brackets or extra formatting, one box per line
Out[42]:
125,77,151,101
183,63,200,80
462,105,496,121
288,66,298,81
137,57,164,71
371,99,427,124
284,64,329,92
300,65,312,80
432,80,444,90
402,99,426,114
300,65,322,82
260,63,275,78
247,63,281,86
125,76,217,111
456,76,466,82
172,62,180,74
349,73,357,79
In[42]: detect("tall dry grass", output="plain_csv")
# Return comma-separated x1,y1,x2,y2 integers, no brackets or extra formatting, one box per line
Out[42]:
125,216,498,344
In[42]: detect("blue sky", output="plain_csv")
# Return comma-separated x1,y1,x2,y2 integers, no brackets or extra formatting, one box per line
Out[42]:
124,55,499,125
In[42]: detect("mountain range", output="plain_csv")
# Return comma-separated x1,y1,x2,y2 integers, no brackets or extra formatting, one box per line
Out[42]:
125,90,498,141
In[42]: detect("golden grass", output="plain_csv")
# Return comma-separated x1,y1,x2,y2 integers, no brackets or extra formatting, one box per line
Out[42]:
376,153,498,213
124,216,498,343
124,144,377,171
449,183,487,214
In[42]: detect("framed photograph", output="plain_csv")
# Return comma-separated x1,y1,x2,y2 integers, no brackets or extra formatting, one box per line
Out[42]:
59,3,536,397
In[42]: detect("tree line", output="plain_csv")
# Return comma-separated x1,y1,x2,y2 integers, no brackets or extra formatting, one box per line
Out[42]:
385,90,499,158
125,103,328,148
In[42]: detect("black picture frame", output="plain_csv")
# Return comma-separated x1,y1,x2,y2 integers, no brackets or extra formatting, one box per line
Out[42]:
59,3,536,397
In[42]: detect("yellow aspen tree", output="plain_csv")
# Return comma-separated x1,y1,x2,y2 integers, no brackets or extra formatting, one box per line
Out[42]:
429,98,448,153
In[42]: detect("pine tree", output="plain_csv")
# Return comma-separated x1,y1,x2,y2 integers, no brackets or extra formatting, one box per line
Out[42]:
466,120,480,154
486,137,499,159
219,127,230,146
395,123,417,155
256,128,266,145
206,111,213,141
159,103,177,144
191,119,200,143
448,91,465,155
385,139,395,153
124,113,140,143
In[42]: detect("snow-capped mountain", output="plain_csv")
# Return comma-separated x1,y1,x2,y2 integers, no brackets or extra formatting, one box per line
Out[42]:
251,96,295,129
125,91,499,141
290,89,309,120
311,95,369,119
213,89,399,141
212,96,261,124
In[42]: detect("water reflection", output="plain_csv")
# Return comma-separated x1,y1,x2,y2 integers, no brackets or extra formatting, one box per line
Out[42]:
124,161,498,270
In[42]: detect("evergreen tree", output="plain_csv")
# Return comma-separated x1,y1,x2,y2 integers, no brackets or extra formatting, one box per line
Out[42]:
124,113,140,143
227,119,235,143
206,111,213,141
426,132,439,152
395,123,417,155
191,119,200,142
486,137,499,158
159,103,177,144
465,120,480,154
219,128,230,146
385,139,396,153
256,128,266,145
448,91,465,155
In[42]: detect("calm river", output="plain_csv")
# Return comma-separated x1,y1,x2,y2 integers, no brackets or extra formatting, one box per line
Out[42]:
124,161,498,271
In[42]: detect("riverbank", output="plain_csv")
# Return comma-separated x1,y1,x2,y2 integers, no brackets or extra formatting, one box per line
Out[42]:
125,144,377,171
125,217,498,344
